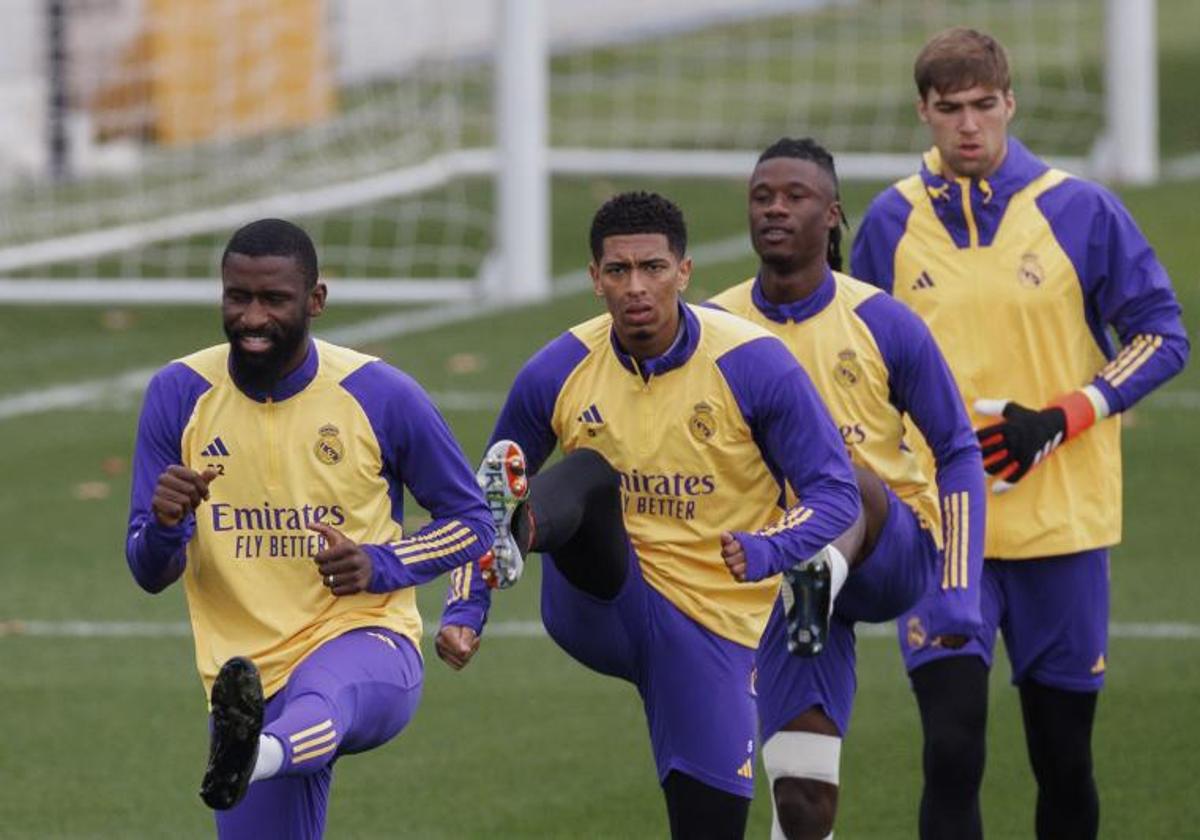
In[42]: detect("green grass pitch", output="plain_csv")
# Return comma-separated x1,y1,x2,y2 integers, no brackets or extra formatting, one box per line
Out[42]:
3,0,1200,831
0,173,1197,837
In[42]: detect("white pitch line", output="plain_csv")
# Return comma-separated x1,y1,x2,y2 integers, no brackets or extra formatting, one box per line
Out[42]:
1164,151,1200,181
433,391,509,412
4,619,1199,641
0,237,753,422
1147,390,1200,411
5,365,1197,424
2,226,1193,423
853,622,1200,640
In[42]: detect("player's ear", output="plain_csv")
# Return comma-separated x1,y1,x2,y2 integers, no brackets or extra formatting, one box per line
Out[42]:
916,96,930,124
827,200,843,231
308,281,327,317
1003,88,1016,121
676,256,692,293
589,261,603,296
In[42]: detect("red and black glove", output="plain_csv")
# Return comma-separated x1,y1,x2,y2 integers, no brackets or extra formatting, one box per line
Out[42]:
974,391,1100,493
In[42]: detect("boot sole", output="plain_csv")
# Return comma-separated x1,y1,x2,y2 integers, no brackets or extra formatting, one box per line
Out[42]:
199,657,264,810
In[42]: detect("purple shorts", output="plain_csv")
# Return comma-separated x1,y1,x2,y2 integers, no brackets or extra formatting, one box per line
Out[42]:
898,548,1110,692
755,603,857,742
541,548,758,799
836,488,939,624
755,491,939,742
215,627,423,840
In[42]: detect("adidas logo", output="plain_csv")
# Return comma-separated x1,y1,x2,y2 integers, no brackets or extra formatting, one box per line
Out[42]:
200,436,231,457
578,404,605,438
736,758,754,780
911,271,935,291
578,404,604,425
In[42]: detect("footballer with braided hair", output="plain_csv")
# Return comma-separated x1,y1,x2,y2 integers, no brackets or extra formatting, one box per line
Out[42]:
756,136,851,271
708,137,984,839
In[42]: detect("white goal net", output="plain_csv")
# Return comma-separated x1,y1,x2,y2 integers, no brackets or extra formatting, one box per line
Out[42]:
0,0,1152,303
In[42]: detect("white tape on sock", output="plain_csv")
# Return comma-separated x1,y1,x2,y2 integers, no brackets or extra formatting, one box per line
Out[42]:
763,730,842,785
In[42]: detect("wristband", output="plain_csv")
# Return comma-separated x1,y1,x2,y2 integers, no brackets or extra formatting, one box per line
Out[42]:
1051,386,1110,440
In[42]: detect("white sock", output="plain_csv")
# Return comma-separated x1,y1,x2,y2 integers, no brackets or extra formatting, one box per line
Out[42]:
250,734,285,782
826,544,849,607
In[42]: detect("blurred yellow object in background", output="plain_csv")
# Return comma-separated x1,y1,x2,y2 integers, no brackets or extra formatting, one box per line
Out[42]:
93,0,334,146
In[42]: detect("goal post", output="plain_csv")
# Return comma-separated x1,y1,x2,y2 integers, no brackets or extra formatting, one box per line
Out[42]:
1104,0,1158,184
493,0,550,303
0,0,1160,305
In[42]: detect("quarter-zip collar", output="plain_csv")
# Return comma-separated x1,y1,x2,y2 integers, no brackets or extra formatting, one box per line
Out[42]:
610,300,700,380
919,136,1049,248
750,266,836,325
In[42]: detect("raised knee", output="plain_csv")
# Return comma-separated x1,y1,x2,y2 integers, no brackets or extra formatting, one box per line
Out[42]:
568,447,619,483
774,776,837,839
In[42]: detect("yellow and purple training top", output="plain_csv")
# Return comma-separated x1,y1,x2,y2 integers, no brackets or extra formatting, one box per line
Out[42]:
852,138,1189,559
708,268,985,629
126,339,493,698
442,302,861,649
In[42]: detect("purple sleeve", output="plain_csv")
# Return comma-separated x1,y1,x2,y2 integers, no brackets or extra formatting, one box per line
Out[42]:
340,361,493,592
849,187,913,294
124,363,211,593
439,551,496,634
717,336,861,581
489,331,589,471
856,294,986,635
1038,178,1190,412
440,331,590,633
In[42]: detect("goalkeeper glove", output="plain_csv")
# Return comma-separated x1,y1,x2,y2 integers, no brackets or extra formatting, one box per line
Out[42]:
974,391,1103,493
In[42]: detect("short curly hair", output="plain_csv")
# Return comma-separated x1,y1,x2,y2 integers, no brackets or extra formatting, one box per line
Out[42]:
589,191,687,262
222,218,319,289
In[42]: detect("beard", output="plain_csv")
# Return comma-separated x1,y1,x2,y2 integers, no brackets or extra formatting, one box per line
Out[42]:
224,319,308,394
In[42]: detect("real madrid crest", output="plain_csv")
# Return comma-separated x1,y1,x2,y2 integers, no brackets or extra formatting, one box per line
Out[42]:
833,348,863,389
906,615,927,649
688,401,717,442
1018,252,1045,288
314,423,344,465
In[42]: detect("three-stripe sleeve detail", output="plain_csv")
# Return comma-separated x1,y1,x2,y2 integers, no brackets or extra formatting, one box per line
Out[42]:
757,506,814,538
1100,334,1163,388
289,719,338,765
388,520,479,565
942,492,970,590
446,561,474,603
